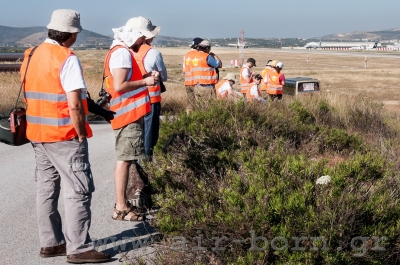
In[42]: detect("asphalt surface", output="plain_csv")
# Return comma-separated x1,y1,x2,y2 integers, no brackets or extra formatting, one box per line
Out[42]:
0,121,158,265
247,47,400,59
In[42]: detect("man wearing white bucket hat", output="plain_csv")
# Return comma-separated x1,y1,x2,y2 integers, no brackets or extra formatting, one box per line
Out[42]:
215,73,243,101
129,16,168,161
103,18,159,222
21,9,111,263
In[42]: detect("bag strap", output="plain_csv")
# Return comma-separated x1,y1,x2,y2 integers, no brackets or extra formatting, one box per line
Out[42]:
13,46,38,112
100,69,107,94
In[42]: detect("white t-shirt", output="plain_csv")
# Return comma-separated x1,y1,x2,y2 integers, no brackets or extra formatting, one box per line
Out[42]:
241,65,251,79
143,48,168,81
44,38,86,93
249,84,266,102
249,84,260,98
108,40,133,81
218,81,232,95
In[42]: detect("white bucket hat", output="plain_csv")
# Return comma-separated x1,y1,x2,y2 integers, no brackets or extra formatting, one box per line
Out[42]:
47,9,82,33
125,16,160,39
112,26,144,47
223,73,238,83
276,62,284,69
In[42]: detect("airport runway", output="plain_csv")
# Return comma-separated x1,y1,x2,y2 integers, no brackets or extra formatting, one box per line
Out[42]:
0,121,158,264
242,47,400,59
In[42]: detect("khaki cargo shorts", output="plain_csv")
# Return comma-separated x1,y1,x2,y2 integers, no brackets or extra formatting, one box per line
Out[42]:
114,117,145,161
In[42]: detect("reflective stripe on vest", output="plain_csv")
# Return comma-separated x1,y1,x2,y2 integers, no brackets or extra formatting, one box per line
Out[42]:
21,43,92,142
190,51,218,85
26,115,88,126
133,44,162,103
240,66,252,94
104,45,151,130
183,50,198,86
267,70,283,95
24,91,86,102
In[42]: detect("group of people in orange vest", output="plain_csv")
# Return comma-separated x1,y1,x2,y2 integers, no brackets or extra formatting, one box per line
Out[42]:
239,58,286,102
184,38,285,106
216,58,285,102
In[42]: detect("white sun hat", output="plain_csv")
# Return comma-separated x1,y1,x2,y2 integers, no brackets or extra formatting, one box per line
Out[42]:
47,9,82,33
112,26,144,47
223,73,238,83
125,16,160,39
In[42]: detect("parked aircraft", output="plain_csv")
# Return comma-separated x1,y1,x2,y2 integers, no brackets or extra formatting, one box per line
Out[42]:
305,41,380,50
349,42,378,50
228,39,249,48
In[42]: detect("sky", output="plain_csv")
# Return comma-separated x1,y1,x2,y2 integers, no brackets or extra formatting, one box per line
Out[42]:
1,0,399,39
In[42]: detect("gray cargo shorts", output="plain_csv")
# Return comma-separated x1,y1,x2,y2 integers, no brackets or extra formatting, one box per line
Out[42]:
114,117,145,161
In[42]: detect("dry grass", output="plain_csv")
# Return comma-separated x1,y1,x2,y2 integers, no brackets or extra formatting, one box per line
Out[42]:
1,48,400,114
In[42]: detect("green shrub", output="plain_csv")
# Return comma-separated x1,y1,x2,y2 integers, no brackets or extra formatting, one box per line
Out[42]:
147,97,400,265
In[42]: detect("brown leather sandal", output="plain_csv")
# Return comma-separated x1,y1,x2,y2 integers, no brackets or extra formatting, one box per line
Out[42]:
112,202,145,221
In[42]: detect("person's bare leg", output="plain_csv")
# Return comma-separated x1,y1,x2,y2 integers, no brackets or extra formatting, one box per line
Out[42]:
114,160,131,211
113,161,142,220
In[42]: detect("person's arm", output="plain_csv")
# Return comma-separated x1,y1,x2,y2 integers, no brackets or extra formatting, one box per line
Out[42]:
227,87,242,98
263,74,269,85
242,68,252,83
112,68,158,93
154,53,168,81
207,54,221,68
210,52,222,68
67,89,87,142
144,49,168,81
280,74,285,86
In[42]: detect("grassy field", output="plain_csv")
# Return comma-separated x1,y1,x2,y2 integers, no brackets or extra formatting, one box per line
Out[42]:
1,48,400,114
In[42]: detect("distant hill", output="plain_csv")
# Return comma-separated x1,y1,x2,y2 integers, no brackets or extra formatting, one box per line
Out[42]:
152,36,192,47
3,25,400,49
321,28,400,41
0,25,113,47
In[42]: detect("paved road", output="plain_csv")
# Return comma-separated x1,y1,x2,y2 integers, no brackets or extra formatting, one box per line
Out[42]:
0,121,158,265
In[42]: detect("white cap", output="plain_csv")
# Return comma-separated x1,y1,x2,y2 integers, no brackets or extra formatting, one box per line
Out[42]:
47,9,82,33
276,62,284,69
112,26,144,47
199,40,210,47
125,16,160,39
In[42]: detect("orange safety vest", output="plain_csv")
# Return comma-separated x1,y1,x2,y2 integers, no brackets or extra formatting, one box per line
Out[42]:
267,70,283,95
133,43,161,104
104,45,151,130
259,67,272,91
246,83,260,102
240,66,253,94
21,43,92,142
191,51,218,85
183,49,198,86
215,80,228,100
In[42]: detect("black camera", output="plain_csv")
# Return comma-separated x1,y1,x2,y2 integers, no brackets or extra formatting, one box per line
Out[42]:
96,89,111,108
86,91,115,123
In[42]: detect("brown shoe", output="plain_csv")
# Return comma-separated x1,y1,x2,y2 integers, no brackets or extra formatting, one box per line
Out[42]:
67,249,111,264
40,243,66,258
